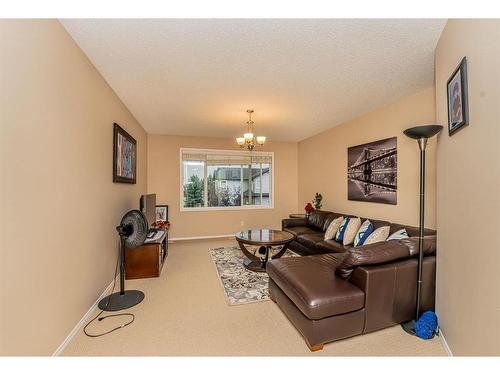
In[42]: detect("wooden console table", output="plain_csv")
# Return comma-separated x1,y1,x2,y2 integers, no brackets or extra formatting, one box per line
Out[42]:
124,230,168,279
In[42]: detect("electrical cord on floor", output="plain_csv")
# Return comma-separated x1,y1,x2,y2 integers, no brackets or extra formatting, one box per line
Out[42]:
83,251,135,337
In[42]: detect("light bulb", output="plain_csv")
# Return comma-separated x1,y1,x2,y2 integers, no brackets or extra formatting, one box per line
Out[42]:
236,137,245,146
256,136,266,145
244,132,254,142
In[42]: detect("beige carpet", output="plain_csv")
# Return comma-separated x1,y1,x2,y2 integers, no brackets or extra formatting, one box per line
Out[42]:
63,238,446,356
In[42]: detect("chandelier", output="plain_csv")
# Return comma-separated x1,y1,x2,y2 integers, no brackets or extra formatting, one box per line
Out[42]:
236,109,266,151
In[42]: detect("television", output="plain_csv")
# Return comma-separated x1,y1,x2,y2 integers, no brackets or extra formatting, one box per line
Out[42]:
140,194,156,228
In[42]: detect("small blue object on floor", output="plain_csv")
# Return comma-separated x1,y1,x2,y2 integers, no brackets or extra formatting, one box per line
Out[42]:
415,311,438,339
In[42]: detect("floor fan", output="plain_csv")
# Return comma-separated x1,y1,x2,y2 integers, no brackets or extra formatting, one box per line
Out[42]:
98,210,148,311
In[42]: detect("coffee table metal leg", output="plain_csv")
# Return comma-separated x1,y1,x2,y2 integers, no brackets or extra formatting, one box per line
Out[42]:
237,237,293,273
271,242,290,260
242,245,269,273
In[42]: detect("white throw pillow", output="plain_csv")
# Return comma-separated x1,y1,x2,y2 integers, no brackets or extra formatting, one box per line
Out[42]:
363,226,390,245
387,228,409,241
343,217,362,246
324,216,344,240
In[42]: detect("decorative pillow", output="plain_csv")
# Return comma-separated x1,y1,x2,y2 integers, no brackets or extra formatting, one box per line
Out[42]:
387,228,409,241
335,217,350,242
354,220,374,247
324,216,344,240
363,226,390,245
343,217,362,246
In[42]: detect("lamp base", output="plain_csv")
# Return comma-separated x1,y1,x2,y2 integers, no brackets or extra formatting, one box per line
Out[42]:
401,320,417,336
98,290,144,311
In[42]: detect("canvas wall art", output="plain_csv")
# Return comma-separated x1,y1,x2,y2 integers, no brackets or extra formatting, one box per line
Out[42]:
347,137,397,205
113,123,137,184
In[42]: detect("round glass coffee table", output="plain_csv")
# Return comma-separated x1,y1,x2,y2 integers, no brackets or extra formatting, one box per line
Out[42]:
235,229,294,272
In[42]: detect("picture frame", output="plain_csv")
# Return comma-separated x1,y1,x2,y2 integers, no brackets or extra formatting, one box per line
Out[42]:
447,57,469,136
113,123,137,184
347,137,397,205
155,205,169,222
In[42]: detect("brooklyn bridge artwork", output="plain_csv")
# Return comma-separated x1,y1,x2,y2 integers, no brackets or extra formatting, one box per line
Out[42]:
347,137,397,205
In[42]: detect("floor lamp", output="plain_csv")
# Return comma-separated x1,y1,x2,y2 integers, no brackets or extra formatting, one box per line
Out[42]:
401,124,442,335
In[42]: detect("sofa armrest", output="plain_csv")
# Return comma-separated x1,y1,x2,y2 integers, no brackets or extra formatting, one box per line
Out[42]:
335,235,437,279
399,235,437,256
335,241,409,279
282,217,308,229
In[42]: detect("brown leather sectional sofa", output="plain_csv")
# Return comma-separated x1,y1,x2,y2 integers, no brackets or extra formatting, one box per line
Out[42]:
267,210,437,351
282,210,435,255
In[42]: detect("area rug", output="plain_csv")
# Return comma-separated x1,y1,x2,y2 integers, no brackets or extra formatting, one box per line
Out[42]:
209,245,298,306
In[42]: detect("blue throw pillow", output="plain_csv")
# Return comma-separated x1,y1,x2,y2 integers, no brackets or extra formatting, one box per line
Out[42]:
387,228,409,241
354,220,374,246
335,217,350,242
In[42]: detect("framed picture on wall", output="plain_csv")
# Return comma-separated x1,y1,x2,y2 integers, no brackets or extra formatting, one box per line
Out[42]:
347,137,397,205
113,123,137,184
447,57,469,136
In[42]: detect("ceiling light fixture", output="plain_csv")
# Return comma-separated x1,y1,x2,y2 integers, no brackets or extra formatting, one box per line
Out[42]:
236,109,266,151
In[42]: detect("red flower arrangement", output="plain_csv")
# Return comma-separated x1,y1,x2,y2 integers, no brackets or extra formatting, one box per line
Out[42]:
304,202,314,214
152,220,171,230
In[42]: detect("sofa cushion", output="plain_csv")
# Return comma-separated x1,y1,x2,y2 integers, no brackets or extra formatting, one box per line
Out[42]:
267,255,365,319
387,228,409,241
343,217,362,245
324,216,344,240
364,226,390,245
316,240,351,253
354,219,374,247
307,210,334,231
335,217,351,241
322,212,344,231
296,232,325,249
284,226,319,237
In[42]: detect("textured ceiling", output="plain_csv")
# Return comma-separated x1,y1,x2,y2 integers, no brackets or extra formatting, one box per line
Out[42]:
61,19,446,142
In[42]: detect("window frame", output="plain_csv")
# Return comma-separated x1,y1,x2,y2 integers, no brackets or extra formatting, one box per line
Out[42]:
179,148,274,212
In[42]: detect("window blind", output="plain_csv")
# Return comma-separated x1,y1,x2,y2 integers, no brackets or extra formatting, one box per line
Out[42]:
182,150,272,165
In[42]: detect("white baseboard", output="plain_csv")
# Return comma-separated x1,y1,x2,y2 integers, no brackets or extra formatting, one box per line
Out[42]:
52,277,117,356
169,234,234,242
438,328,453,356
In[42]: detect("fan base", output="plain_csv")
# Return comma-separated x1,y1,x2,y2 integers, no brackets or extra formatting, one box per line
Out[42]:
401,319,416,335
98,290,145,311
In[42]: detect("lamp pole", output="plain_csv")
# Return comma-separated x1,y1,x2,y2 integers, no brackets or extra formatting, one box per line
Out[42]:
401,125,442,336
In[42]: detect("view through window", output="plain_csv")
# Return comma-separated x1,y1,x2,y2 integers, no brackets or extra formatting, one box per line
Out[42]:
181,149,273,209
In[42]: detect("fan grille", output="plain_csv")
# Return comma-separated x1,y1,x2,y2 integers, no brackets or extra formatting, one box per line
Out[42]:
120,210,148,248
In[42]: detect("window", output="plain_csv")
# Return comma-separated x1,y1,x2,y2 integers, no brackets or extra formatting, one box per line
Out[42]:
181,148,273,210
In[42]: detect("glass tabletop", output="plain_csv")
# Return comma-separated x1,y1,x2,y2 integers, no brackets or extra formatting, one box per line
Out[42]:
235,229,294,245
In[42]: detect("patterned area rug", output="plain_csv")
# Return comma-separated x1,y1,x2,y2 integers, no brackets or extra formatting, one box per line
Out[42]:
209,245,298,306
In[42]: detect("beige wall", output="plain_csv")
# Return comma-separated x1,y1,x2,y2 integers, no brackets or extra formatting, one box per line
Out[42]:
0,20,148,355
147,135,298,238
435,19,500,355
298,87,437,228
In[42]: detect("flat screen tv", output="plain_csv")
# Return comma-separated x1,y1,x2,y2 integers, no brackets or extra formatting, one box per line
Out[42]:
139,194,156,228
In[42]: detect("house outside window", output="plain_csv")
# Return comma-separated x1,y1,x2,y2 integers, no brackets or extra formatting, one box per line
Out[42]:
180,148,273,210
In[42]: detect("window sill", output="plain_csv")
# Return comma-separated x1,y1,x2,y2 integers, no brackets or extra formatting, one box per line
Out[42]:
180,205,274,212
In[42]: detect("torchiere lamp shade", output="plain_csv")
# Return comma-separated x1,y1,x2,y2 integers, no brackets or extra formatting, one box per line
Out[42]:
404,125,443,139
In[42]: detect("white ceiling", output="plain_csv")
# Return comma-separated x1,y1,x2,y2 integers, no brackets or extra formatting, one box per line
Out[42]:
61,19,446,142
